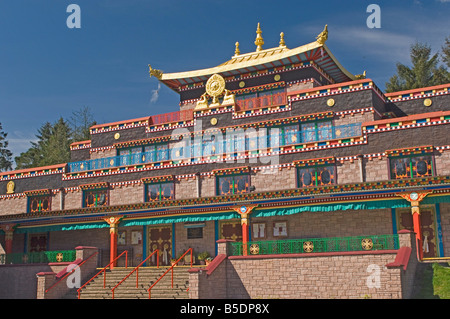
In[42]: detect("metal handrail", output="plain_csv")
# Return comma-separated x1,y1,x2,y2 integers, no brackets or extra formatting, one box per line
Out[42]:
45,251,99,295
111,250,159,299
147,248,192,299
77,250,128,299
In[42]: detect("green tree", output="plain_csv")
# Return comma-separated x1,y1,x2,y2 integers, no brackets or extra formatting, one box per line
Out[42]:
15,118,72,169
385,41,450,93
0,123,13,171
442,36,450,69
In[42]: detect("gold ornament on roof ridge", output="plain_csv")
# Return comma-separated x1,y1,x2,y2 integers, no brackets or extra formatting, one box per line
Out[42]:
148,64,163,79
279,32,286,48
254,22,264,51
234,42,240,56
316,24,328,45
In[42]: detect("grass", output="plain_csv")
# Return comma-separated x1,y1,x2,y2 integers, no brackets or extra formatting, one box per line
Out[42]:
432,263,450,299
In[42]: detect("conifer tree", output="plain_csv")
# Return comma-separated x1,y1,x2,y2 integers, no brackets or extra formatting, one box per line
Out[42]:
386,41,450,92
0,123,13,172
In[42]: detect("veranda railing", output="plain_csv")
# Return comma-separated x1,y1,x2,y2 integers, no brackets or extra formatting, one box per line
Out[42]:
229,234,399,256
0,250,77,264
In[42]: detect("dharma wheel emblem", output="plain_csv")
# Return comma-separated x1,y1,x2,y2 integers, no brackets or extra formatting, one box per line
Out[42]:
249,243,260,255
361,238,373,250
206,74,226,99
56,253,64,262
303,241,314,253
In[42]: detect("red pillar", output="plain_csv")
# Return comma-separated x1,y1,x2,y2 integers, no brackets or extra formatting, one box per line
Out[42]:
231,205,258,256
0,224,16,254
398,192,431,261
104,217,121,269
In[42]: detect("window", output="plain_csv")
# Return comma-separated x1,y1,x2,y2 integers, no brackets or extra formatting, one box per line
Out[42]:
84,189,108,208
297,165,336,187
390,155,433,180
217,174,250,196
145,182,174,202
29,196,51,213
187,227,203,239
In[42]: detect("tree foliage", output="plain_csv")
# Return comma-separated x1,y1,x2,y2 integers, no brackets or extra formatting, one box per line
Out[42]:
0,123,13,172
385,41,450,93
14,107,96,169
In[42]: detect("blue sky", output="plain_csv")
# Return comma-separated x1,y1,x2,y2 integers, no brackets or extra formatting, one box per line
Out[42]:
0,0,449,164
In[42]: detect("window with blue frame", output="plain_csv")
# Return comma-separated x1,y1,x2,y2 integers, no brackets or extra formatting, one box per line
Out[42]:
145,182,175,202
29,195,51,213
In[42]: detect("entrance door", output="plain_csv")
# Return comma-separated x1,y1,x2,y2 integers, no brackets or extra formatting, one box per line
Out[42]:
147,225,172,266
219,220,242,241
396,205,438,258
29,233,47,252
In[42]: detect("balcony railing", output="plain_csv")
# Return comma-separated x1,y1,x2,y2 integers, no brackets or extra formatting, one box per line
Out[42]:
229,234,399,256
68,122,362,173
149,109,194,125
0,250,77,264
236,92,287,112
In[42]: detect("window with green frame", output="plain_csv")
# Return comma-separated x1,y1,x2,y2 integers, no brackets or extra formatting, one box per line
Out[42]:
83,189,108,208
297,165,336,187
389,154,434,180
29,195,51,213
217,174,250,196
145,182,175,202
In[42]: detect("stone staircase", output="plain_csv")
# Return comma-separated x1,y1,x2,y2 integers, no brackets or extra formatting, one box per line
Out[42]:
76,266,190,299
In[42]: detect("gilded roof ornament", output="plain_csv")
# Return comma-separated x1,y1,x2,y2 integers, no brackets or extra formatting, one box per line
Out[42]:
234,42,240,56
148,64,163,80
355,70,366,79
316,24,328,45
279,32,286,48
254,23,264,51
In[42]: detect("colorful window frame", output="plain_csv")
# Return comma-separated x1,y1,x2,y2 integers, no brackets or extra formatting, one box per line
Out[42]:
389,154,434,180
28,195,51,213
83,189,109,208
145,182,175,202
217,174,250,196
297,165,336,187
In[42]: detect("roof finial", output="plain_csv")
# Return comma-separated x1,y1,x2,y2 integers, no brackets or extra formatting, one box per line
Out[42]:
254,22,264,51
316,24,328,45
279,32,286,48
234,41,240,56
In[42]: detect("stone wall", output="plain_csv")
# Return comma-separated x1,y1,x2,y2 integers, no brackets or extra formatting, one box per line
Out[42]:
190,231,418,299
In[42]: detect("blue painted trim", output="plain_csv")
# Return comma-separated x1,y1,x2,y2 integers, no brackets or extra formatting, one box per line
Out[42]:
391,208,399,249
435,204,444,257
142,225,147,262
214,220,219,256
172,223,176,258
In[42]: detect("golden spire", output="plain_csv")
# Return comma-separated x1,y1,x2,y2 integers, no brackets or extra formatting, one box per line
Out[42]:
279,32,286,48
254,22,264,51
234,41,240,56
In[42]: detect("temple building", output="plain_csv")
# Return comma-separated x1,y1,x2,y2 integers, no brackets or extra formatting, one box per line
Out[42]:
1,24,450,299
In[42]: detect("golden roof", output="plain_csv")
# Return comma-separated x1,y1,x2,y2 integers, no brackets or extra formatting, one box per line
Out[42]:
150,24,355,91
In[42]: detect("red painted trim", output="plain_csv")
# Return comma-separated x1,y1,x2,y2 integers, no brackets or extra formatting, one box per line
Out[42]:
0,163,66,177
90,116,150,130
206,254,227,275
70,140,91,147
287,78,374,97
385,247,412,271
228,250,398,260
363,110,450,127
385,83,449,97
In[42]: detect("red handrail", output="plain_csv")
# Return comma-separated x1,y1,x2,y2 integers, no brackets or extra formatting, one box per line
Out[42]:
147,248,192,299
77,250,128,299
45,251,99,294
111,250,159,299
